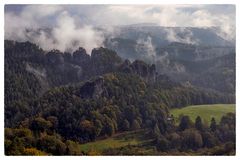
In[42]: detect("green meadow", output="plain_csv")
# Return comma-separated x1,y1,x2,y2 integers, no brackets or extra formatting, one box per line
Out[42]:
170,104,235,124
78,130,152,153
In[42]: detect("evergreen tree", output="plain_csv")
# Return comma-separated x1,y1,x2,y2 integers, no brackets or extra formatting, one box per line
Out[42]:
195,116,203,131
210,117,217,132
179,116,191,131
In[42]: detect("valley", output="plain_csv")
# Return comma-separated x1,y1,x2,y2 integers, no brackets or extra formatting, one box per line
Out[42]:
4,5,236,155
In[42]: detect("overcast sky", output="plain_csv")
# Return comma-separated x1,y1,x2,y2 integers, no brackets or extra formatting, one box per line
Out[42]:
4,4,236,53
5,4,235,27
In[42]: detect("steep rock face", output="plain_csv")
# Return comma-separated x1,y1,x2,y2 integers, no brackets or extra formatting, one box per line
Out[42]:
43,50,85,86
78,76,107,99
91,47,123,75
46,50,64,65
119,59,132,73
93,76,106,98
72,47,90,66
120,60,157,83
69,64,83,79
5,41,157,90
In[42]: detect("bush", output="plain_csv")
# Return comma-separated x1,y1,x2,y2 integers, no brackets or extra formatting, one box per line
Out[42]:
37,135,66,155
181,129,203,151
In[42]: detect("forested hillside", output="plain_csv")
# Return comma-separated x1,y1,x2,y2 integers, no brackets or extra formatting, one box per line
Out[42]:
4,40,235,155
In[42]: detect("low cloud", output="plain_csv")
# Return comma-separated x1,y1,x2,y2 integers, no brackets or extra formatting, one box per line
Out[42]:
135,36,156,58
5,5,104,54
102,5,235,41
40,11,104,54
165,28,199,44
5,4,235,53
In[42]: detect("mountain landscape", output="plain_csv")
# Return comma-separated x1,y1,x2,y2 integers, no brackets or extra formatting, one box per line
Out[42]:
104,24,235,94
4,4,236,156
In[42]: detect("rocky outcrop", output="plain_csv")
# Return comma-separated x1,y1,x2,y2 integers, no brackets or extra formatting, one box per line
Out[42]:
91,47,123,75
78,76,107,99
46,50,64,65
72,47,90,66
119,59,132,73
119,60,157,83
8,40,158,90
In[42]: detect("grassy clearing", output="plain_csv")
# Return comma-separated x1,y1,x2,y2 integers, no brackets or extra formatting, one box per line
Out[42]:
170,104,235,124
78,129,151,153
77,104,235,154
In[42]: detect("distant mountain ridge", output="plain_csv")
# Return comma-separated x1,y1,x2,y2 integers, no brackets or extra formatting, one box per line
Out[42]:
102,25,235,94
103,25,234,63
